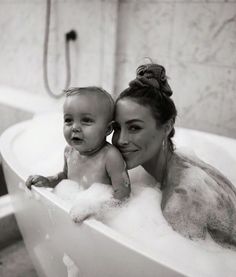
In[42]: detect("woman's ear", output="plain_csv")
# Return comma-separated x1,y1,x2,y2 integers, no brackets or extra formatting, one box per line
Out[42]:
164,118,174,136
106,121,113,136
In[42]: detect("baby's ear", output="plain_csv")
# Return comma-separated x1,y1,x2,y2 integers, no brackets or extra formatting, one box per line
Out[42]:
106,121,113,136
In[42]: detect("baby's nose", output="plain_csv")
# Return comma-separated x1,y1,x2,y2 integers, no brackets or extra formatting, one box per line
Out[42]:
72,123,82,132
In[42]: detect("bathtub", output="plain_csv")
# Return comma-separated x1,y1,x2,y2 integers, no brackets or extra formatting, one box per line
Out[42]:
1,113,236,277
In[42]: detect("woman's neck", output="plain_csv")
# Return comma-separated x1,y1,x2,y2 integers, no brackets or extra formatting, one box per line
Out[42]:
142,145,172,187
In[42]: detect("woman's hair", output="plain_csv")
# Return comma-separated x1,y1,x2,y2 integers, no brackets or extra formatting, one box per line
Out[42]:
116,63,177,151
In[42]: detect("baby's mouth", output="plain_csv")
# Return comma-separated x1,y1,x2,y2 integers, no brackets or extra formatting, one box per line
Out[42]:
71,136,83,144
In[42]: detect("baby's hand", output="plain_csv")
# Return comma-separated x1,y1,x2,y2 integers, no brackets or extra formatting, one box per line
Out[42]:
25,175,50,190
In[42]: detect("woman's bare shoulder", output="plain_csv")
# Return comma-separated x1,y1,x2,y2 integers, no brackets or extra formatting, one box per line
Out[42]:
169,150,236,194
166,152,216,196
167,152,199,183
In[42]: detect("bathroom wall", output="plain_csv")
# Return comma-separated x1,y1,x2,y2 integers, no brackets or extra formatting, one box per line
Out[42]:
0,0,118,96
115,0,236,138
0,0,235,138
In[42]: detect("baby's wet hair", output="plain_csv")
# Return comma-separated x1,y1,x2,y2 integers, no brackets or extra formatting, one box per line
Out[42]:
64,86,115,122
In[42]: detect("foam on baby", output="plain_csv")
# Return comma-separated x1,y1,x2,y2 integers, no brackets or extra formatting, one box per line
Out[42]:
54,180,116,222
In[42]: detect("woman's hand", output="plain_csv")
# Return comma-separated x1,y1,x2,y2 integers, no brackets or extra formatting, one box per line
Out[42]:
25,175,50,190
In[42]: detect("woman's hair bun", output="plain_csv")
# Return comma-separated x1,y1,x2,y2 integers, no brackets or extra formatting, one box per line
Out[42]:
128,63,173,97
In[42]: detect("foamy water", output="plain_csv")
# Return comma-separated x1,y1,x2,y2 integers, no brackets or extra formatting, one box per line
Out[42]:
13,114,236,277
53,179,236,277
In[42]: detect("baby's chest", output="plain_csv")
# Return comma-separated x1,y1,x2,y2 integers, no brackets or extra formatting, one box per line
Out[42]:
66,151,108,186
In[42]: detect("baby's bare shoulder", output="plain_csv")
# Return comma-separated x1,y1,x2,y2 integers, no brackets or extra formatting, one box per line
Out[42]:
64,145,73,157
105,143,123,159
64,145,71,152
104,144,125,170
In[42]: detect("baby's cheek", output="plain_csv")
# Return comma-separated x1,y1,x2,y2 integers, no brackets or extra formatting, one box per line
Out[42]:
63,128,70,138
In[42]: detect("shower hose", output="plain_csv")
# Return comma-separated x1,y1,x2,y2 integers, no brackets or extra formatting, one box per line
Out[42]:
43,0,77,99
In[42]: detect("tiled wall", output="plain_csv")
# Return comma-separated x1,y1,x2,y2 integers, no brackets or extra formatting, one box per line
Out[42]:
0,0,235,138
0,0,118,96
115,0,236,138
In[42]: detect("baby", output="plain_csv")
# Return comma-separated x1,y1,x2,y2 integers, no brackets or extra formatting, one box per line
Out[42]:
26,87,131,222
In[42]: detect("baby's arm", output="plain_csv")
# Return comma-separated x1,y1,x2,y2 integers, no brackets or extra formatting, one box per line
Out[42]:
25,147,68,190
106,146,131,201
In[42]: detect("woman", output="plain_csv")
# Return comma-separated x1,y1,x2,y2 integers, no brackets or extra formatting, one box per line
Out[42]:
112,63,236,249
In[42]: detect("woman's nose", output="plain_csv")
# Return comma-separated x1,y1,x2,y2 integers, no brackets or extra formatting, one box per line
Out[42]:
116,130,129,146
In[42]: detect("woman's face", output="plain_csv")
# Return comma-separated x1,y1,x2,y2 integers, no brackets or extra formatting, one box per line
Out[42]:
112,98,166,169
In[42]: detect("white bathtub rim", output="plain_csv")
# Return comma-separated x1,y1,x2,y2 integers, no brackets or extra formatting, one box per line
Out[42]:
1,117,236,194
174,126,236,157
1,117,236,183
1,116,236,175
0,85,63,114
0,194,14,218
0,119,32,180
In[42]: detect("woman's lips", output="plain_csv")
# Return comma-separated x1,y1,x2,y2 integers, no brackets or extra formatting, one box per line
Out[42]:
120,149,137,158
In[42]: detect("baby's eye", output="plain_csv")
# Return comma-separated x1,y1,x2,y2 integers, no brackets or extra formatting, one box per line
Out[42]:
81,117,94,124
64,118,73,124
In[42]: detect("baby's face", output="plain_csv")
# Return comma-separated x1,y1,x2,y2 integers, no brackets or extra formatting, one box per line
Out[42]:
63,93,110,155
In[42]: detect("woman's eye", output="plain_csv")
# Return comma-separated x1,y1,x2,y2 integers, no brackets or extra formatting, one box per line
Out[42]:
129,125,142,132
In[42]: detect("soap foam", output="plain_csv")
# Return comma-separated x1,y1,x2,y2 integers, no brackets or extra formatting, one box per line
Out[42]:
54,179,236,277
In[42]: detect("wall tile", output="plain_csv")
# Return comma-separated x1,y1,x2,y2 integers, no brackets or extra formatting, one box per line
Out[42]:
115,0,236,138
170,63,236,137
100,0,119,93
53,0,118,94
115,1,175,94
171,2,236,67
0,2,45,94
0,0,118,96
